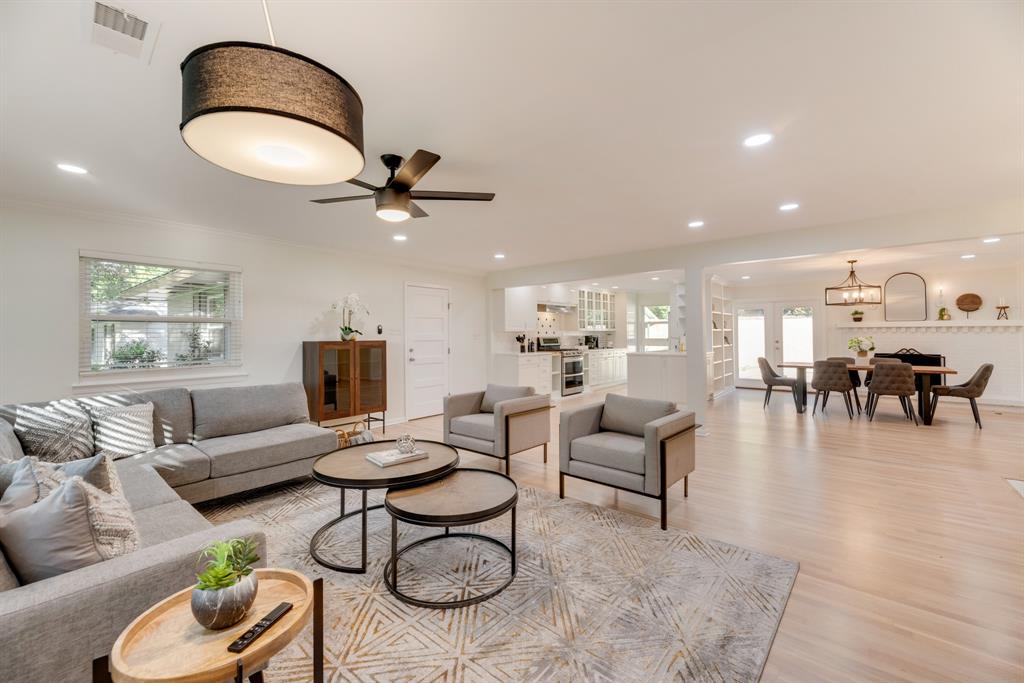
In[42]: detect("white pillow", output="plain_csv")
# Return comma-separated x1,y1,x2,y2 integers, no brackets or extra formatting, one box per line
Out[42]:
90,402,156,459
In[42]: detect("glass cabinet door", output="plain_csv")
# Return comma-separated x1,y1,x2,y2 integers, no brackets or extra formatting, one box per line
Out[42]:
321,343,352,417
356,342,387,413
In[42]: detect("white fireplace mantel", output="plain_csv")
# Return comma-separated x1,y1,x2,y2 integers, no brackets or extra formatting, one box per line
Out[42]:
836,321,1023,331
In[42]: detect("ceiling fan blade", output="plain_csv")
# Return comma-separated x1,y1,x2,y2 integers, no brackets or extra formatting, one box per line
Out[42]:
391,149,440,190
409,190,495,201
310,194,374,204
408,202,428,218
346,178,379,191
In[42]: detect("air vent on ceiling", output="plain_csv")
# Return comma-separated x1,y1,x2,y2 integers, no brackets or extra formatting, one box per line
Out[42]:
91,2,153,59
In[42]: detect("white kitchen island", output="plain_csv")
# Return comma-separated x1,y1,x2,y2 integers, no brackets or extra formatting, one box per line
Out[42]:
627,351,688,405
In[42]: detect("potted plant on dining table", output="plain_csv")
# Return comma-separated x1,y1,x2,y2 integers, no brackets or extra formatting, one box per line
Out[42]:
848,335,875,359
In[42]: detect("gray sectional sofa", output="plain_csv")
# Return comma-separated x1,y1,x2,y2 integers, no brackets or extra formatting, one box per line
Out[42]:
0,382,338,682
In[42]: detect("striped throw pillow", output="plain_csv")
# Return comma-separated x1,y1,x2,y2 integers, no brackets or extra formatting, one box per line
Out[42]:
13,403,94,463
90,403,156,459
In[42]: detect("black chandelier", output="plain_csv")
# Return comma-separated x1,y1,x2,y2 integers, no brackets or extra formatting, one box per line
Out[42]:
825,260,881,306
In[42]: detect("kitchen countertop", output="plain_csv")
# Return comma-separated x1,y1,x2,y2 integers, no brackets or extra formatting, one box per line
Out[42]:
627,351,687,357
493,351,558,356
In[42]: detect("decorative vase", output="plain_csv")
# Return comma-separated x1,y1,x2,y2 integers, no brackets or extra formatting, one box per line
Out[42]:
396,434,416,454
191,573,258,630
341,331,358,341
852,316,863,323
857,350,868,358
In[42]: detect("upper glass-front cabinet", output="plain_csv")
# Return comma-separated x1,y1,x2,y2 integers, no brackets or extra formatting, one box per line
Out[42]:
577,288,616,331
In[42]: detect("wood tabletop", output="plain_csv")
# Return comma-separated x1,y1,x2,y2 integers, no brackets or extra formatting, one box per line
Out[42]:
778,362,957,375
312,439,459,489
386,468,518,525
110,568,312,683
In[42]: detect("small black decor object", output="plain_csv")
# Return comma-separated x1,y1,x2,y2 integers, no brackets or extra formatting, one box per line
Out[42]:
377,324,383,335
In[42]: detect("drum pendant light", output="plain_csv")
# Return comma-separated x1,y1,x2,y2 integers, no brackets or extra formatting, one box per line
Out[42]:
179,3,363,185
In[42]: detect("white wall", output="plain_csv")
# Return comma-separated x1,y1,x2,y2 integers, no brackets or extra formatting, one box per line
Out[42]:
0,202,489,420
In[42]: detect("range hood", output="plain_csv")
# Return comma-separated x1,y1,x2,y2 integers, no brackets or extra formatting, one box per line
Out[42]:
538,303,575,314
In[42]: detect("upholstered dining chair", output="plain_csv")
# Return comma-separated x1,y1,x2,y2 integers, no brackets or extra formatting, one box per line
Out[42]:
864,356,899,388
757,357,798,408
812,360,856,419
930,363,993,429
827,356,862,413
559,394,697,530
866,362,918,425
444,384,551,474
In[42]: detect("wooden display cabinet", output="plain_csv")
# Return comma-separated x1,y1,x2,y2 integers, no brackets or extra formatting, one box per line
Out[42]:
302,340,386,432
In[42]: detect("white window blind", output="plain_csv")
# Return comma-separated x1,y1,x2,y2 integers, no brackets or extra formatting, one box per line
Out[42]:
79,255,242,373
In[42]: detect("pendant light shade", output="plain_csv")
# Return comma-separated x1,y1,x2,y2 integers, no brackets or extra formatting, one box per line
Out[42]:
180,42,364,185
825,260,882,306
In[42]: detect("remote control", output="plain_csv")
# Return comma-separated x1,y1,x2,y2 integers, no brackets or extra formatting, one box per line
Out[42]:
227,602,293,653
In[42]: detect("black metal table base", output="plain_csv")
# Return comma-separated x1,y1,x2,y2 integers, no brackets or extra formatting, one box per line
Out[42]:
384,511,517,609
309,488,381,574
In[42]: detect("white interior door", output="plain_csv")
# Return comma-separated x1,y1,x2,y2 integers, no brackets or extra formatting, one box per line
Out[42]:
404,284,450,419
735,301,817,388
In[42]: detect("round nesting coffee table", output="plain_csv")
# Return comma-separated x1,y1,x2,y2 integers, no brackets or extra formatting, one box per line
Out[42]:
383,468,518,609
310,439,459,573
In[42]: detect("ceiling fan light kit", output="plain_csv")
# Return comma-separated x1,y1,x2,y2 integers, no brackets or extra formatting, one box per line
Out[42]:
180,41,364,185
825,259,882,306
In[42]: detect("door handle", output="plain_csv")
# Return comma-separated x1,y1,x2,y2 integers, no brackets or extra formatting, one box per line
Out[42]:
409,357,415,362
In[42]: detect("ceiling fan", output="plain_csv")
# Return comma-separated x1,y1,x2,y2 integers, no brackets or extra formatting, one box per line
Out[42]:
311,149,495,222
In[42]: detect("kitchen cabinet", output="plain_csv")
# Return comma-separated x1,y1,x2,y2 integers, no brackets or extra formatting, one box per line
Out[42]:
627,352,687,405
577,288,616,331
495,286,539,332
585,349,627,387
539,283,573,307
492,353,556,395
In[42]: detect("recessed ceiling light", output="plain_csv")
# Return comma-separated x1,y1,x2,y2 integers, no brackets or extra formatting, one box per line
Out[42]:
494,253,505,259
961,254,976,260
741,275,751,280
983,237,1001,244
591,282,599,286
743,133,773,147
57,163,88,174
612,285,619,289
392,234,407,241
688,220,704,229
541,285,547,288
779,203,800,211
651,277,660,281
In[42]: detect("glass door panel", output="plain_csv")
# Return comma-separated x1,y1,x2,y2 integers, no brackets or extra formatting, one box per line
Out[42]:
779,305,814,379
357,342,386,412
736,307,768,386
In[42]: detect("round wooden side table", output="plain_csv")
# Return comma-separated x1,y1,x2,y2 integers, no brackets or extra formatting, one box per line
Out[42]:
105,568,323,683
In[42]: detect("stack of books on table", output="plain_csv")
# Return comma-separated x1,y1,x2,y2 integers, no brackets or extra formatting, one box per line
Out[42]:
365,448,428,468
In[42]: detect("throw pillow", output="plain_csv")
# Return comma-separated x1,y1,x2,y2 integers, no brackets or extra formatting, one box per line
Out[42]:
0,550,18,592
13,402,93,463
480,384,534,413
0,422,24,463
0,475,138,583
90,402,156,459
0,453,122,510
0,457,67,515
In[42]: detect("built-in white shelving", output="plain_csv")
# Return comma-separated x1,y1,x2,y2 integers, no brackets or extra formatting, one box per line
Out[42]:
709,278,734,397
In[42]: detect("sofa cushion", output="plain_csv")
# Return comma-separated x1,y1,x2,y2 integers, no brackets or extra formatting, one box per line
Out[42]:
120,443,211,487
197,423,337,478
0,550,17,592
191,383,309,440
0,475,138,583
570,431,646,474
133,500,210,548
13,402,94,462
90,403,156,459
449,413,496,442
78,388,194,446
599,393,676,437
480,384,534,414
445,433,496,457
115,459,182,511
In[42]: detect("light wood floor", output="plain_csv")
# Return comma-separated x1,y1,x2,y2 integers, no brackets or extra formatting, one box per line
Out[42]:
372,387,1023,682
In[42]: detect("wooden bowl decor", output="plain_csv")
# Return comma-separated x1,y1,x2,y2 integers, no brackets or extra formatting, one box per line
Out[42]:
956,293,982,319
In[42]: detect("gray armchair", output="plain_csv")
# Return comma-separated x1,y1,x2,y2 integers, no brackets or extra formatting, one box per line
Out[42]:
559,394,697,529
443,384,551,474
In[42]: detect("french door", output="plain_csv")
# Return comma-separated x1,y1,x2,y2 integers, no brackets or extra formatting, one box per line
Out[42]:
735,302,817,389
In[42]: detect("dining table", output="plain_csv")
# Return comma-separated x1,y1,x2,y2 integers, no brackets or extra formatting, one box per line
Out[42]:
777,361,958,425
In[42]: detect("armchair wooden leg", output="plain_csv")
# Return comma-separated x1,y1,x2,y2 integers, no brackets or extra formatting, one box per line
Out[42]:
505,456,510,475
543,442,548,463
684,475,688,498
660,494,667,531
558,472,564,498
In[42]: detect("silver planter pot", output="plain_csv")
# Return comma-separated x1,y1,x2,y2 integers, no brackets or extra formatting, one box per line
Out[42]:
191,573,259,630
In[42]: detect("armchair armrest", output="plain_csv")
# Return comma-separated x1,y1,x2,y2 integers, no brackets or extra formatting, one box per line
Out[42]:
494,395,551,456
0,519,266,683
643,410,697,496
559,403,604,471
443,391,485,441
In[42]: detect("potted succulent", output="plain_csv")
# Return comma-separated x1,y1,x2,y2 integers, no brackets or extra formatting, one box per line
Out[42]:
848,335,876,358
191,537,260,630
851,309,865,323
334,293,370,341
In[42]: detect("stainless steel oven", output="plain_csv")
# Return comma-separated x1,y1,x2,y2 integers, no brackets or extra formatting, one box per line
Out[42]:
561,349,584,396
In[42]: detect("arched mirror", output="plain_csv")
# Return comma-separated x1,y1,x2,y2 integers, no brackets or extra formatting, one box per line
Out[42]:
884,272,928,321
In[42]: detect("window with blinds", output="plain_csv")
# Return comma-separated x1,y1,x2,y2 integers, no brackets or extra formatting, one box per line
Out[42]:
80,254,242,373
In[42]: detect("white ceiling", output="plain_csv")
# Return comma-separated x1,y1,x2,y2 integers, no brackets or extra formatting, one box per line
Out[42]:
555,269,685,294
711,233,1024,285
1,1,1021,274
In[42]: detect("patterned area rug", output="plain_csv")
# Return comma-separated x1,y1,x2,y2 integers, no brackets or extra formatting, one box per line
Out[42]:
200,480,797,682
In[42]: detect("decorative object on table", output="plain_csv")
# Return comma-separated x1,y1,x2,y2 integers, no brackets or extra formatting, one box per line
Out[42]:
825,259,882,306
851,309,865,322
395,434,416,454
365,447,428,468
997,305,1009,320
310,149,495,223
191,537,260,630
333,293,369,341
515,334,526,353
884,272,928,321
180,5,364,187
335,422,375,449
848,335,876,358
956,292,982,319
937,306,952,321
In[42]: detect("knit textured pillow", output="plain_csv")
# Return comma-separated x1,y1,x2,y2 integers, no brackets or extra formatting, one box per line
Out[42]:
90,402,156,459
13,403,94,463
